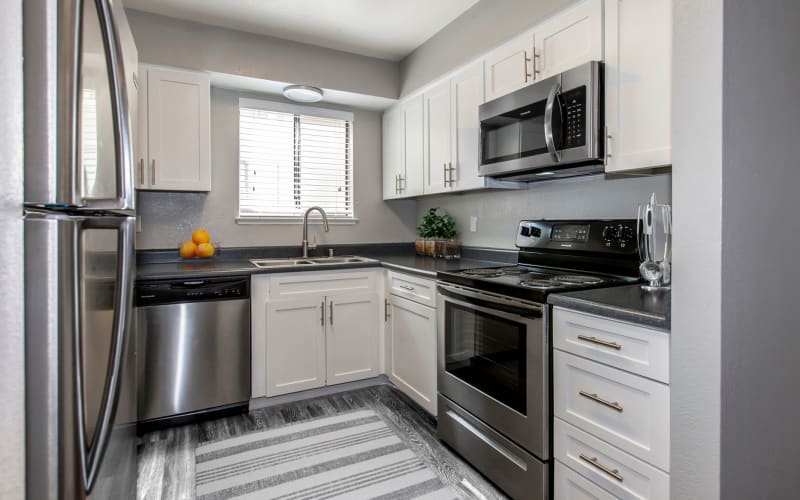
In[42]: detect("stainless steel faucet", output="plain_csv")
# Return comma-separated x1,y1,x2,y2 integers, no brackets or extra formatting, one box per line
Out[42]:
302,206,330,257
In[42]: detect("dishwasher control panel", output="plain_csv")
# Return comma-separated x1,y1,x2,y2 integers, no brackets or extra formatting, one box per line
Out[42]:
135,276,250,306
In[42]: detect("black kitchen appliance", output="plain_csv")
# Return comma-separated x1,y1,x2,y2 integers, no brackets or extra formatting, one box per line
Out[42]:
436,219,640,500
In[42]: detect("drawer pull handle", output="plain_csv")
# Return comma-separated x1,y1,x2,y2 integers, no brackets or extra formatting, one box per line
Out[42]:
579,390,623,412
579,453,623,482
577,335,622,350
398,285,416,291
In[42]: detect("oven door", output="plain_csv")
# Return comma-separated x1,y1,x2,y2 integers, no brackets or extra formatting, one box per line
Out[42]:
437,283,549,460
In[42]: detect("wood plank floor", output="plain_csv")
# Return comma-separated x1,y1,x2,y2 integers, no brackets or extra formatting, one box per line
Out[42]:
137,383,509,499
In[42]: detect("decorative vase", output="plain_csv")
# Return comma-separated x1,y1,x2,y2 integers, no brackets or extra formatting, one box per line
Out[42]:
444,239,461,259
415,238,426,256
435,238,448,258
424,238,436,257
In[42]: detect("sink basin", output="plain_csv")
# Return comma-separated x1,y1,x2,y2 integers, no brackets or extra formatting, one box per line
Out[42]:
250,258,315,268
306,256,373,264
249,256,375,269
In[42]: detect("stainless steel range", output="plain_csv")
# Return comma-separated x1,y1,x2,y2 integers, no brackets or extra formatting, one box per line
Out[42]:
436,219,640,500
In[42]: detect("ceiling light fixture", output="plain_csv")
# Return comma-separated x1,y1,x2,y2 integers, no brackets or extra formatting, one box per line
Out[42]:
535,171,556,176
283,85,324,103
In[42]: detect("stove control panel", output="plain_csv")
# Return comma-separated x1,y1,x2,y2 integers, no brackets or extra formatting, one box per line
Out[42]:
516,219,638,254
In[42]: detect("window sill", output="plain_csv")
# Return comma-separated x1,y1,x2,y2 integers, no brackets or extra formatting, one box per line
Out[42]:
236,216,359,225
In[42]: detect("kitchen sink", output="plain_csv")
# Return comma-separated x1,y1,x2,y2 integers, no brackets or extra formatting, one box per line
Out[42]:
249,256,375,268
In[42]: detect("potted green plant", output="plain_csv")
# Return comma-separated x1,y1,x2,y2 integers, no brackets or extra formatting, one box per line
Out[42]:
416,208,459,258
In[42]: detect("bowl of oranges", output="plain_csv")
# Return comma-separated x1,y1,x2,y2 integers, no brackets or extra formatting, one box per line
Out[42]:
179,230,219,259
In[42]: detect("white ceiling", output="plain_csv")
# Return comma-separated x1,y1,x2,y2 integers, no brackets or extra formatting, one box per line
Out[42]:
124,0,480,61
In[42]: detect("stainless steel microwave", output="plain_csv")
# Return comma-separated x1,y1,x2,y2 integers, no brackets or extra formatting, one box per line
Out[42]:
479,61,604,182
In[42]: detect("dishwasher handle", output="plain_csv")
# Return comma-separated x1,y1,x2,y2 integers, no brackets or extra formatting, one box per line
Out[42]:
135,275,250,306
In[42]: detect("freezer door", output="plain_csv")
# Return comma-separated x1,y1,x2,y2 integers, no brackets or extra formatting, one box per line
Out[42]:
24,0,135,211
25,214,136,499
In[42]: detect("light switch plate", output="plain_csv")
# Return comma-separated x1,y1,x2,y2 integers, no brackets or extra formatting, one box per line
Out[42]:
470,216,477,232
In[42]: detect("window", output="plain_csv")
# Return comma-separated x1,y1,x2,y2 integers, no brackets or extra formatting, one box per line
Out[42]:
238,98,355,220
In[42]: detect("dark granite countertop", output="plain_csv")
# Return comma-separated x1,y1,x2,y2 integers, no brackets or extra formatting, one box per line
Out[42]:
135,244,512,281
548,284,671,330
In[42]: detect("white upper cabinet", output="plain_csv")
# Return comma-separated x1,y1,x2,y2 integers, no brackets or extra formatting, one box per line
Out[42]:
382,106,404,200
534,0,603,80
484,31,536,102
604,0,672,172
401,95,425,197
137,65,211,191
423,79,452,194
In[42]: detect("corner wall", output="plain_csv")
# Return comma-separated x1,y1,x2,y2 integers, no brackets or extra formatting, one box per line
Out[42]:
0,0,26,497
670,0,724,497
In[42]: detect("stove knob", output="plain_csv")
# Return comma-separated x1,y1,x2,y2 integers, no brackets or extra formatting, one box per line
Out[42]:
602,225,618,244
618,225,634,244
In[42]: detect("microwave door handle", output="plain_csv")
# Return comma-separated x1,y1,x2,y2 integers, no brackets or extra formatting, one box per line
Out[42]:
544,81,562,163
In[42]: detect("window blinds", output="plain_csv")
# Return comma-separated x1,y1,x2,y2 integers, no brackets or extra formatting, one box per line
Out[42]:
238,101,354,218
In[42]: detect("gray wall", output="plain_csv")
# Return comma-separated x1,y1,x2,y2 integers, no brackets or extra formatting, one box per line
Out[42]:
670,0,723,497
126,9,400,99
399,0,573,96
136,88,417,249
0,0,25,497
417,174,671,249
720,1,800,497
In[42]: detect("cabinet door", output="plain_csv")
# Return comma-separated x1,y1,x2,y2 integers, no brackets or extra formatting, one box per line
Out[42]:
484,32,535,101
450,61,485,192
146,67,211,191
401,95,424,197
265,297,327,397
135,65,148,189
604,0,672,172
388,295,437,415
534,0,603,81
382,105,404,200
326,292,379,385
423,79,452,194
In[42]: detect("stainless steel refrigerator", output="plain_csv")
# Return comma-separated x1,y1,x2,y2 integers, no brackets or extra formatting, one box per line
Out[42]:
24,0,140,498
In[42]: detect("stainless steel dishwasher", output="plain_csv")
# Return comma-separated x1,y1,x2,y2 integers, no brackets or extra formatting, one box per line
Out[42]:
136,275,251,428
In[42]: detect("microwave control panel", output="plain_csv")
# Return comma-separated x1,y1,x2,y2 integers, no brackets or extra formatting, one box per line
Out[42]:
562,86,586,149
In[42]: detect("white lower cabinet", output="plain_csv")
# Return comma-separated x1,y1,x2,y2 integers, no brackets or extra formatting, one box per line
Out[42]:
553,307,670,499
387,294,437,415
554,461,618,500
252,270,381,399
265,297,327,396
327,292,380,385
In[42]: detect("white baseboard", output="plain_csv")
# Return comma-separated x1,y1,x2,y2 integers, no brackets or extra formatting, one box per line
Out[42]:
249,375,390,411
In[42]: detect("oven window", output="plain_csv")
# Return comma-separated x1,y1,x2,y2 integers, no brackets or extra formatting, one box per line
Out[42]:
444,302,527,414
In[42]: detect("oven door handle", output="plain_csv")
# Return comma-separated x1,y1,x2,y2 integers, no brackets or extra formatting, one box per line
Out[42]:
544,81,562,163
437,283,543,318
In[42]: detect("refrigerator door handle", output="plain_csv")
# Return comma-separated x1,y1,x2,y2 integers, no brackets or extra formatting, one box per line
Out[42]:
92,0,135,211
74,217,135,492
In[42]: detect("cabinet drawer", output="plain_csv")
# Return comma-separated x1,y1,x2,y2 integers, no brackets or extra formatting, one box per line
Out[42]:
555,419,670,499
553,308,670,383
387,270,436,307
554,351,670,470
554,461,617,500
268,270,377,299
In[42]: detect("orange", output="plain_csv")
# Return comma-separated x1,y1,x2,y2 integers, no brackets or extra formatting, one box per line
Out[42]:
196,242,216,259
192,229,211,245
179,241,197,259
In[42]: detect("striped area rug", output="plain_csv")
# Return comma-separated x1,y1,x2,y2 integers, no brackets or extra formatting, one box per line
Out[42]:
194,409,460,499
